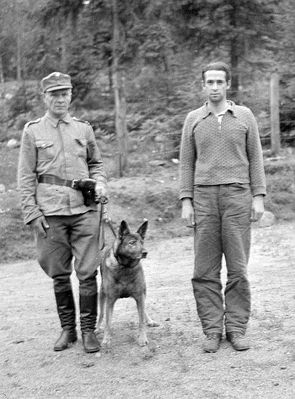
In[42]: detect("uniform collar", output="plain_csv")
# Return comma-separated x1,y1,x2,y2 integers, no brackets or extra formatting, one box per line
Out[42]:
201,100,237,119
45,111,72,127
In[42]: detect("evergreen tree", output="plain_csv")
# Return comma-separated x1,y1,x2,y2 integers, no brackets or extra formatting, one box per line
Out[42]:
167,0,278,100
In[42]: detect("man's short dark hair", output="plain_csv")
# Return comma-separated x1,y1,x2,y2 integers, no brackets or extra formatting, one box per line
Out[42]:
202,62,231,82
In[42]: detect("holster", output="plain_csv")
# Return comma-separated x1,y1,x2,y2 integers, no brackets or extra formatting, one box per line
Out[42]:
73,178,97,206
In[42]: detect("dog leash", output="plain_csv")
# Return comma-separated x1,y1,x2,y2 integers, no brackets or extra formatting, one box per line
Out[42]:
97,198,117,250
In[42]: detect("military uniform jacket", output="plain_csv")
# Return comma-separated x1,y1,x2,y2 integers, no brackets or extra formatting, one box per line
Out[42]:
18,112,107,224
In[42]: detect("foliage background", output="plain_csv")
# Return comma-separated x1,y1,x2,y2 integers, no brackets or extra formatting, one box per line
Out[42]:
0,0,295,148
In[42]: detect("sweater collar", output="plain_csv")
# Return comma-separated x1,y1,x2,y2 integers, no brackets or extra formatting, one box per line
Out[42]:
201,100,237,119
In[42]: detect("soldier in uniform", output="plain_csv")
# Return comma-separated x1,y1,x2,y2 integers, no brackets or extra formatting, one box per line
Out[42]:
18,72,108,353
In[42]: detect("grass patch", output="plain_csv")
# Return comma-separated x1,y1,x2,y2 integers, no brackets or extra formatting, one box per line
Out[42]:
264,156,295,220
0,207,36,263
264,158,295,175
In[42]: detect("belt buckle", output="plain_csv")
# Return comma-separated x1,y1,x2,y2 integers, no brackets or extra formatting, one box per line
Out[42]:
71,179,78,189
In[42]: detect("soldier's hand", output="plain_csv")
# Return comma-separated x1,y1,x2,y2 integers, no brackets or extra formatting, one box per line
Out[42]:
95,183,108,203
30,216,49,238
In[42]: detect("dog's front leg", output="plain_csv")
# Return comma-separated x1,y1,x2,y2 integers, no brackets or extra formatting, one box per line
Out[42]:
136,294,148,346
97,288,106,330
102,297,115,347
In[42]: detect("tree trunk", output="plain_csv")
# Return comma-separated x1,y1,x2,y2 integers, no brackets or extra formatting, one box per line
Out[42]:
16,0,22,81
60,13,78,72
270,72,281,155
0,56,4,84
112,0,128,176
229,0,239,102
0,55,4,99
230,39,239,102
108,56,113,93
60,29,68,71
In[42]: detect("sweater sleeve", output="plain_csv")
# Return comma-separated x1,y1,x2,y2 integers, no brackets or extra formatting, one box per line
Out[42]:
179,112,197,200
245,108,266,196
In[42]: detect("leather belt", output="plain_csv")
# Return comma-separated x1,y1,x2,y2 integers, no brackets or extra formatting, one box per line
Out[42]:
38,174,77,189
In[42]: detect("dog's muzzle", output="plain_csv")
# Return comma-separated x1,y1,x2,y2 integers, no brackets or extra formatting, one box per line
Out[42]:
141,250,148,259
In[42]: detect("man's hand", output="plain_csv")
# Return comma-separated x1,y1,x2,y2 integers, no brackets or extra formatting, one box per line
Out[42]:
95,183,108,202
250,195,264,222
30,215,50,238
181,198,195,227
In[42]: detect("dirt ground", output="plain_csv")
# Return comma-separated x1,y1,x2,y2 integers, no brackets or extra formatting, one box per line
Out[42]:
1,222,295,399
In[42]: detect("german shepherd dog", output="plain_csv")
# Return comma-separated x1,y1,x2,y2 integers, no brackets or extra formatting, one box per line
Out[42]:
97,220,158,347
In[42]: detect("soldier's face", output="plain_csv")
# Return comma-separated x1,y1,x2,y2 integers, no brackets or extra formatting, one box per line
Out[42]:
43,89,72,118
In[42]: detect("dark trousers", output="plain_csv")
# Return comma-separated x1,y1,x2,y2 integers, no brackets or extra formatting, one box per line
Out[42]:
191,184,252,335
36,211,100,295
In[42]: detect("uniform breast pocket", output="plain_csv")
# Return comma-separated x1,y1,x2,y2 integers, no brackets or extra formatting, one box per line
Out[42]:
36,140,55,160
75,138,87,158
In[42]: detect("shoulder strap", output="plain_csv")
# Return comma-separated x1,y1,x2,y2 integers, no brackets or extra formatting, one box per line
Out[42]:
24,118,41,128
73,117,90,125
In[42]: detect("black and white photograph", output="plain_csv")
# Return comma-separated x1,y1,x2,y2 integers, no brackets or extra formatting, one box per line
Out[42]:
0,0,295,398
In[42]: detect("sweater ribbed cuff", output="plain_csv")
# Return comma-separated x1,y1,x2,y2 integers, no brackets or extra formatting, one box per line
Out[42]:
251,186,267,197
179,191,193,200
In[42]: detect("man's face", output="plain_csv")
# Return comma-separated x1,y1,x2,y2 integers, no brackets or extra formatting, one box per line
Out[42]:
202,70,230,104
43,89,72,118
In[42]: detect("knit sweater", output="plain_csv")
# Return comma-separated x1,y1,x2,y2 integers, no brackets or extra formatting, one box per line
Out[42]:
179,101,266,199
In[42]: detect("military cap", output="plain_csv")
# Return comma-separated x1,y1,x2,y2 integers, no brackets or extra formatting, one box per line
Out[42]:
41,72,72,92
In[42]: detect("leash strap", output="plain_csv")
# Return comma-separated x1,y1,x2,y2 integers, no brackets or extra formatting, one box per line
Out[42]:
104,219,117,238
98,203,117,251
99,203,105,251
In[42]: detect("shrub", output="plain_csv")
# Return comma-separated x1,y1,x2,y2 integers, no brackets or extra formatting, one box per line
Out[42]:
8,84,41,119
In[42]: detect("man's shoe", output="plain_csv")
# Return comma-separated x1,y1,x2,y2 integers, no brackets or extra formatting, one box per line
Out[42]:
54,329,77,351
82,331,100,353
226,332,250,351
203,333,222,353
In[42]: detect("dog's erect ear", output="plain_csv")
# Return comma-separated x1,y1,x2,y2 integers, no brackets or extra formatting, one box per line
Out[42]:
118,220,131,240
137,220,148,239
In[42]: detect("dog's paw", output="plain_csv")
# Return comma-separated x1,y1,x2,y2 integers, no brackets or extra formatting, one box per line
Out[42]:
146,320,160,327
145,313,159,327
138,332,148,346
101,334,112,348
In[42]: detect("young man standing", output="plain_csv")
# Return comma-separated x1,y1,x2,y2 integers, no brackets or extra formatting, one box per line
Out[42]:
18,72,108,353
179,62,266,352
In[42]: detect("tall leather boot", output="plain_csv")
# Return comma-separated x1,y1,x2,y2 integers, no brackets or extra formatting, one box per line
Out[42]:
54,290,77,351
80,293,100,353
